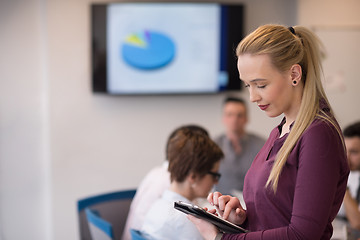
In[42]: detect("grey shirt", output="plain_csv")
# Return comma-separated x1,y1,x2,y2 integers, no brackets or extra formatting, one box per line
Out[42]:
215,133,265,194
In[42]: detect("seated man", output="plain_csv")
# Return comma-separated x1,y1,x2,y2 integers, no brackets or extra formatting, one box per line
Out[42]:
337,121,360,231
215,96,265,195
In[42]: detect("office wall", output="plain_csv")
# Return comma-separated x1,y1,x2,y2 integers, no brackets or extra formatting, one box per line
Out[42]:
0,0,50,239
11,0,360,240
298,0,360,128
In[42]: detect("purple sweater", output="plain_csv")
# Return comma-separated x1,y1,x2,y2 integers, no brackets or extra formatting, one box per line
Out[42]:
222,117,349,240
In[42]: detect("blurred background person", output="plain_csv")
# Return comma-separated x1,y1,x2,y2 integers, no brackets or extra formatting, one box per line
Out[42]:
337,121,360,234
122,125,209,240
214,97,265,196
141,126,224,240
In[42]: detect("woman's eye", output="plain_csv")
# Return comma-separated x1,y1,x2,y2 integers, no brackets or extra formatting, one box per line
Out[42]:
244,84,250,88
258,85,266,89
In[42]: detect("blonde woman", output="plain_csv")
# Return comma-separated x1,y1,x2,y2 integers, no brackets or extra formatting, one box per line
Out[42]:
189,24,349,239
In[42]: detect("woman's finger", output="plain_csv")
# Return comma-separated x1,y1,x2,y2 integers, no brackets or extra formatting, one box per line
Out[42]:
212,191,223,206
222,197,241,220
218,195,230,212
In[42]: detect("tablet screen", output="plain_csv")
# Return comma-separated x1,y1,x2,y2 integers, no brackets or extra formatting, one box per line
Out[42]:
174,201,248,234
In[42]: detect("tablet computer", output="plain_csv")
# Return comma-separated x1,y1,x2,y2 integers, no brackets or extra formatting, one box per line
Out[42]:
174,201,248,234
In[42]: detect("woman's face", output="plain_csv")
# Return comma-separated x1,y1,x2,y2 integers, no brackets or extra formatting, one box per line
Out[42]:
237,54,300,120
193,161,220,199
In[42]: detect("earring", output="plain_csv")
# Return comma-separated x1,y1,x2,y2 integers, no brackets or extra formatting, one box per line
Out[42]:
293,80,297,85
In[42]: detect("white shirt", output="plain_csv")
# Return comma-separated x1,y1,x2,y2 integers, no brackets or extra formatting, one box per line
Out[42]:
122,162,170,240
141,189,204,240
338,170,360,217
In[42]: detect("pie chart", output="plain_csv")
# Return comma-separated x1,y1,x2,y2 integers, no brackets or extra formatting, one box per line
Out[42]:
121,30,176,70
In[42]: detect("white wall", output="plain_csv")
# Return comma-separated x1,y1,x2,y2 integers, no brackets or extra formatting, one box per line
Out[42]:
11,0,360,239
0,0,50,239
298,0,360,128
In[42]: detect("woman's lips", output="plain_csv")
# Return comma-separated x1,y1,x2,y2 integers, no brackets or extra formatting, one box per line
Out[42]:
258,104,269,111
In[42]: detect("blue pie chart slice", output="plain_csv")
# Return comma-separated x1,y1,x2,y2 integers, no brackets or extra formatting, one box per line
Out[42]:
121,30,176,70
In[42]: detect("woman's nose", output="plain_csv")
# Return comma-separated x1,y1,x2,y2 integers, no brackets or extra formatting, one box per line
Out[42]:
249,87,261,103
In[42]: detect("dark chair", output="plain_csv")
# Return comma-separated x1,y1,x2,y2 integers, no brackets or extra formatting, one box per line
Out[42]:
77,189,136,240
130,228,148,240
86,208,114,240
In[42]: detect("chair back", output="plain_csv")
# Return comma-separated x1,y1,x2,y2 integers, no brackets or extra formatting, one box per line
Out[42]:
130,229,148,240
77,189,136,240
86,208,113,240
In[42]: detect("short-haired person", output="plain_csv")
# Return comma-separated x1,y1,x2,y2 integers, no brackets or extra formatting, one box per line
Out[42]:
188,24,349,239
215,96,265,195
122,125,209,240
141,127,224,240
338,122,360,230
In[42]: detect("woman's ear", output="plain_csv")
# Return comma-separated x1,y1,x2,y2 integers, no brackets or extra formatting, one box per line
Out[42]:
187,172,197,184
290,64,302,86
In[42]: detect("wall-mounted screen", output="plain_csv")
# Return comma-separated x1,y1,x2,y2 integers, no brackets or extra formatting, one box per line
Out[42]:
91,2,244,95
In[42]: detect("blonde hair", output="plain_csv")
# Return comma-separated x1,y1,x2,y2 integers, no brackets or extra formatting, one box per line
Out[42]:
236,24,343,192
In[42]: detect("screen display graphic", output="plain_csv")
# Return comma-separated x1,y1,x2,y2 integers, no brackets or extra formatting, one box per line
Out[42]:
107,3,219,94
122,30,176,70
91,2,244,95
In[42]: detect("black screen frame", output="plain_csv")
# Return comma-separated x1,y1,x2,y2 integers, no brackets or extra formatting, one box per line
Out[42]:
91,2,244,95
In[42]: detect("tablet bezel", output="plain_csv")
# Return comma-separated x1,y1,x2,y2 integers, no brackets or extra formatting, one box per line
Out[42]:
174,201,248,234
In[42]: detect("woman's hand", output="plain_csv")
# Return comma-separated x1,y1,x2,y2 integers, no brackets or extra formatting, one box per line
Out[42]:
187,214,219,240
208,191,247,225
